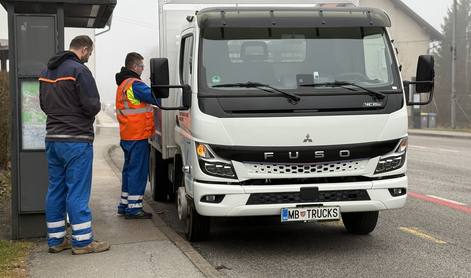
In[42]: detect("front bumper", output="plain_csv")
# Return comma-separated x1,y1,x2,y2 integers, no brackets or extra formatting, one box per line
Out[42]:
191,175,408,217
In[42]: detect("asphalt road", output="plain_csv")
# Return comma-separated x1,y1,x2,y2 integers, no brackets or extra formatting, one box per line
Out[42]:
140,134,471,278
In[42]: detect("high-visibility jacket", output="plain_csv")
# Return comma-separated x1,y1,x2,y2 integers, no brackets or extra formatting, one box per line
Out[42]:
115,78,155,140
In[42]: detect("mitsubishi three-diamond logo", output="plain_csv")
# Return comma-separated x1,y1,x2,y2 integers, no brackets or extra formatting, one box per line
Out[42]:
303,134,312,142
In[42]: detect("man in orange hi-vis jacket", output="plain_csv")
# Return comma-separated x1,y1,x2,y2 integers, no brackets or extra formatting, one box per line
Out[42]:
115,52,157,219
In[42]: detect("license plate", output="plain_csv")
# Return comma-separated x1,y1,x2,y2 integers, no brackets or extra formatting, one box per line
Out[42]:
281,206,340,222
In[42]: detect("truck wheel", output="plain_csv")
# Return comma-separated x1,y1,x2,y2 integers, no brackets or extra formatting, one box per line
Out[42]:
342,211,378,234
183,207,211,242
177,176,210,241
149,146,171,202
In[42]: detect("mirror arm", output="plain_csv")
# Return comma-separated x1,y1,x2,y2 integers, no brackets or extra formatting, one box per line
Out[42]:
405,80,434,106
151,85,191,110
403,81,410,102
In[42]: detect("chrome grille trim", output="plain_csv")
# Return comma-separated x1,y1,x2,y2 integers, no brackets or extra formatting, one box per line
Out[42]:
244,159,369,175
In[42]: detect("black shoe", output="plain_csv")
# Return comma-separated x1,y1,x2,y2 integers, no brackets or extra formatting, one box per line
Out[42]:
117,211,125,215
125,210,153,219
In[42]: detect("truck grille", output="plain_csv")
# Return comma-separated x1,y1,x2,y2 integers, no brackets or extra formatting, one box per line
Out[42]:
244,159,368,175
246,190,370,205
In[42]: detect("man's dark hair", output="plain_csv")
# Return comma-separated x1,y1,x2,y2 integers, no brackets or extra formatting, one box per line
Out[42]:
69,35,93,50
125,52,144,69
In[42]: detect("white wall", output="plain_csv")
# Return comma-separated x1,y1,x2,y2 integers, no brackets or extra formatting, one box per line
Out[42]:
360,0,432,80
0,8,7,40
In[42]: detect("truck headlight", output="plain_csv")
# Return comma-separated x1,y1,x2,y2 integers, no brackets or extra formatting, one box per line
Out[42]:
375,138,407,173
196,142,237,178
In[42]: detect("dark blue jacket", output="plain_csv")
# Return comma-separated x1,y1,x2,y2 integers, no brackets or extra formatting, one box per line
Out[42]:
39,51,101,143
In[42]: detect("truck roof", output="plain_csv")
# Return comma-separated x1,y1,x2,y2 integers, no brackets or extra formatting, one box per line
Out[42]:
196,7,391,29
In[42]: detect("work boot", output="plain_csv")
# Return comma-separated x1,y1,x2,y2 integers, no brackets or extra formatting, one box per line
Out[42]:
125,210,153,219
71,240,111,255
48,237,72,253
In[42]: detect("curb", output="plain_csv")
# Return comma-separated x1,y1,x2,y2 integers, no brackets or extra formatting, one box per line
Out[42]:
408,130,471,140
103,144,222,278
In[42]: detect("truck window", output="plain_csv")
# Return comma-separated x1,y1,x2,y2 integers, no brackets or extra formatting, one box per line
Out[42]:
180,34,194,85
201,27,397,92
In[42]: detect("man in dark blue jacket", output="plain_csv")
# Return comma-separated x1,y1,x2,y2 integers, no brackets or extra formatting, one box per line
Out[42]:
39,35,110,255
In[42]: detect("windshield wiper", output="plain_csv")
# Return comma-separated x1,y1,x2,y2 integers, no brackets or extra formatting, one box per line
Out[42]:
301,80,386,100
213,81,300,105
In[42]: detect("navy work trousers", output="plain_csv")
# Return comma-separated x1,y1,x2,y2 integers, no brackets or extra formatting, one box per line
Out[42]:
118,139,149,215
45,142,94,247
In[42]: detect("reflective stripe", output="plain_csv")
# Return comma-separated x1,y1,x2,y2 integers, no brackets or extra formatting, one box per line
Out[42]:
116,105,152,115
72,233,92,241
121,199,129,204
128,203,143,208
71,221,92,231
121,192,129,197
46,134,93,140
39,77,76,83
48,231,67,239
121,78,136,110
128,195,143,201
47,220,65,228
118,78,152,115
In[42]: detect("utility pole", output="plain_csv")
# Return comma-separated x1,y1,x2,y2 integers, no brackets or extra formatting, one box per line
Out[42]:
451,0,457,129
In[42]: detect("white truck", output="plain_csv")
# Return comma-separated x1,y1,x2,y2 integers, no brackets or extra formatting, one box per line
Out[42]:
148,0,434,241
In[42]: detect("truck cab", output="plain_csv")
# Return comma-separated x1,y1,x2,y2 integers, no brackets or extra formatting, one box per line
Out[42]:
149,4,434,241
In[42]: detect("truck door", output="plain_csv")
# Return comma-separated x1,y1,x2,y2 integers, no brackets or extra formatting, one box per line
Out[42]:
177,31,194,135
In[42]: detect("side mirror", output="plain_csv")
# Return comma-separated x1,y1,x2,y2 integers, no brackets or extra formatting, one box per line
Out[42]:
150,58,170,98
416,55,434,93
149,58,191,111
405,55,435,106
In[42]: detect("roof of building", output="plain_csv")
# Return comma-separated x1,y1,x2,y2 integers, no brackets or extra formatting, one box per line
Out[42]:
390,0,445,41
0,0,115,28
319,0,445,41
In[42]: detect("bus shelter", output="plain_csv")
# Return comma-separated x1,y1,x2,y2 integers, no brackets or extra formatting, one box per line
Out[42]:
0,0,115,239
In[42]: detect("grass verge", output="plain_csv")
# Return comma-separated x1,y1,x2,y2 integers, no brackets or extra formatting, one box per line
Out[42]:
0,240,34,277
1,170,35,277
0,170,11,202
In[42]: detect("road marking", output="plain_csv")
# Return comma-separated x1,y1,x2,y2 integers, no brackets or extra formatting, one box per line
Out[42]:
409,144,471,154
426,195,467,206
399,227,446,244
408,192,471,214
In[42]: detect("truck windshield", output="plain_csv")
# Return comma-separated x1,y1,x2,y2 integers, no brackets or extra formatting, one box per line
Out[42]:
200,26,399,94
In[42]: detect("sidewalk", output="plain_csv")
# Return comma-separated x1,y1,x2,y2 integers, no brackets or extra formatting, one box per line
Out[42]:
408,128,471,140
26,111,221,278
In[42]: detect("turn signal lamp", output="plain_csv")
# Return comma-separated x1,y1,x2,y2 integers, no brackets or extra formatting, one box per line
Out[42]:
196,142,237,179
398,138,407,152
197,144,208,157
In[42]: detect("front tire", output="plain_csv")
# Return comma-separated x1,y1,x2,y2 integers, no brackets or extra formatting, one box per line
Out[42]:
342,211,378,234
183,206,211,242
